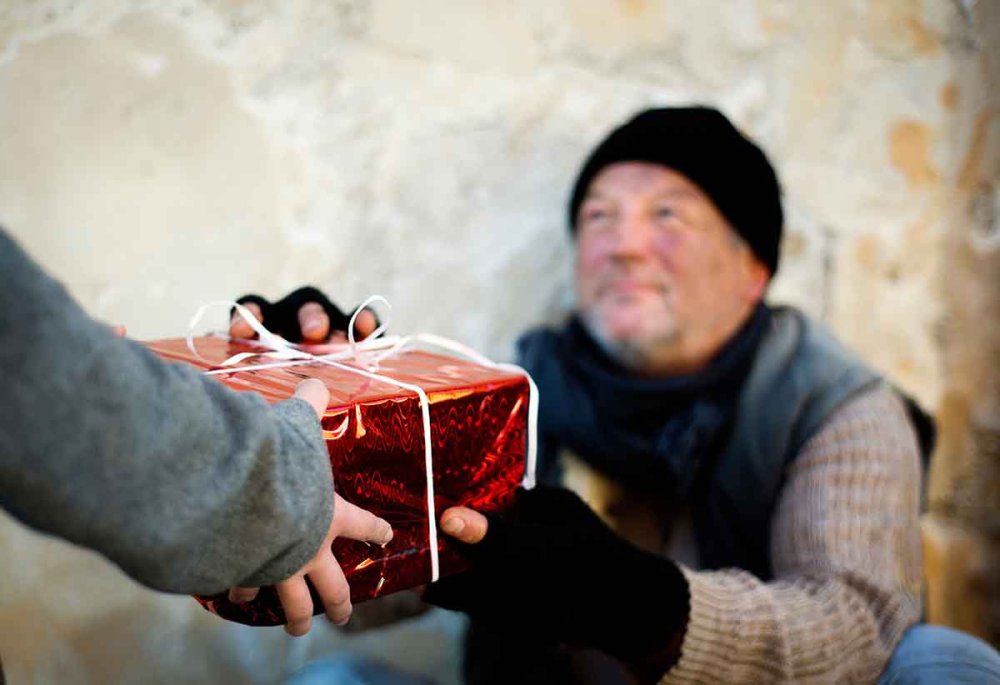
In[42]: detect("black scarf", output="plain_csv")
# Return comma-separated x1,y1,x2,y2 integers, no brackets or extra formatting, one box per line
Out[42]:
518,304,771,502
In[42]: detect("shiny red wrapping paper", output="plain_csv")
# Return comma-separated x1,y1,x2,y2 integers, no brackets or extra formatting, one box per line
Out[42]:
144,336,530,626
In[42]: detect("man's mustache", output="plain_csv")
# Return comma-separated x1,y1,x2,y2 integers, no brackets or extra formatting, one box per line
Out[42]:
593,270,671,298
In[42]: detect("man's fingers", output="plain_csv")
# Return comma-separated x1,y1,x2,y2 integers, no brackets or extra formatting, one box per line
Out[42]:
293,379,330,420
272,287,349,343
439,507,489,544
275,576,314,637
298,302,331,343
331,494,393,546
307,553,353,625
230,301,263,339
228,586,259,604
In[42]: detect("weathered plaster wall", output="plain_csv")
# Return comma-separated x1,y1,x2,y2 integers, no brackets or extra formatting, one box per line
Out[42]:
0,1,996,682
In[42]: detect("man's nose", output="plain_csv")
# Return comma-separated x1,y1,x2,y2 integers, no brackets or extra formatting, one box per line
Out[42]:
609,213,653,258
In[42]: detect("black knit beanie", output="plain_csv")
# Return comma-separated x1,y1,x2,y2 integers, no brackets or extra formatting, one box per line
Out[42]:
568,106,784,275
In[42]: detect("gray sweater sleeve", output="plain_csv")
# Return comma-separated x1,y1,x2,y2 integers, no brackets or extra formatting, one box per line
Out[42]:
0,229,334,595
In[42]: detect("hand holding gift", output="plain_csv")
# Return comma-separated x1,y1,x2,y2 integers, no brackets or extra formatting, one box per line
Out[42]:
424,485,690,683
1,230,397,633
228,286,379,344
229,378,394,636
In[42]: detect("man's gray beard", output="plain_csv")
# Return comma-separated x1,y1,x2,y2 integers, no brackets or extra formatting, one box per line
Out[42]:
579,310,677,374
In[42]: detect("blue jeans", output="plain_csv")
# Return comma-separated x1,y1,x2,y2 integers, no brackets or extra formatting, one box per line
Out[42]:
285,654,434,685
288,623,1000,684
878,624,1000,684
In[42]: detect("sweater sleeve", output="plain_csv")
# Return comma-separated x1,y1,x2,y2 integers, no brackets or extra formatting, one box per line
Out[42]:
0,229,334,595
663,385,924,684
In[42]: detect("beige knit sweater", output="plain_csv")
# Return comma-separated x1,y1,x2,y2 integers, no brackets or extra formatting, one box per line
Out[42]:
561,385,924,684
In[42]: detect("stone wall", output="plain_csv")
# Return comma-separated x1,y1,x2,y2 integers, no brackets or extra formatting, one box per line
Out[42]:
0,1,996,682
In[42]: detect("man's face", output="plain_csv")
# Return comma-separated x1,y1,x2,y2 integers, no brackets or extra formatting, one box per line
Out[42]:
575,162,768,374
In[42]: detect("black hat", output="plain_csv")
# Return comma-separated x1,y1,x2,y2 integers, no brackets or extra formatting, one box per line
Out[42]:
568,106,784,275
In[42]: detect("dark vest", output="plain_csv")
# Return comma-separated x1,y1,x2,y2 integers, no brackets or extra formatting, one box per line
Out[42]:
519,307,931,580
694,307,879,577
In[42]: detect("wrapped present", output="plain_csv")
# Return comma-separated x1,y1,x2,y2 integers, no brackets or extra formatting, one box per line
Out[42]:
144,332,535,627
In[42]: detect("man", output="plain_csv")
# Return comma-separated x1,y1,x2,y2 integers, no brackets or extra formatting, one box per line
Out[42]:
234,108,1000,683
0,228,393,640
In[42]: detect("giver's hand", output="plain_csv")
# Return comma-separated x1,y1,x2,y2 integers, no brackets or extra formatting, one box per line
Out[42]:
228,379,393,636
229,286,378,344
424,486,689,681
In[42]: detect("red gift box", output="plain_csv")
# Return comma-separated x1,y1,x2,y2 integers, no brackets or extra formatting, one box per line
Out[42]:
144,335,533,626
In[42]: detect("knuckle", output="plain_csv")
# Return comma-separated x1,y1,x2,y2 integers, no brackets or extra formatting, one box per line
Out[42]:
325,582,351,609
281,594,311,623
285,605,308,623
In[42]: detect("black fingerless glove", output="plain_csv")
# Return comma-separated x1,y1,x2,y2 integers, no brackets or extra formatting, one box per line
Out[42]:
424,486,689,682
233,286,378,343
270,286,352,342
231,293,275,331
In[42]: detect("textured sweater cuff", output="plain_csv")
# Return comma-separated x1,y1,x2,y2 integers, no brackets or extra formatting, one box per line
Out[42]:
237,398,334,587
660,565,784,684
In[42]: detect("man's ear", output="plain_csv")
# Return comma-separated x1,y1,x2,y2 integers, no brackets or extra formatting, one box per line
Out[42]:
743,254,771,302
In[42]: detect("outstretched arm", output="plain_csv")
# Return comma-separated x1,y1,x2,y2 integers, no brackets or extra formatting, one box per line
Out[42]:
664,387,923,683
0,229,386,604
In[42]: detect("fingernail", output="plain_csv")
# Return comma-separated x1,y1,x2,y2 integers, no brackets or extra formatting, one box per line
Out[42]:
441,517,464,535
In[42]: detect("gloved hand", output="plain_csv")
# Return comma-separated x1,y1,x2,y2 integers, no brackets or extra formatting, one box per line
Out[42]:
229,286,379,344
423,485,689,682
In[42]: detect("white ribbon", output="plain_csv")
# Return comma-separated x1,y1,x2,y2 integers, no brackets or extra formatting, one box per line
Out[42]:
188,297,538,583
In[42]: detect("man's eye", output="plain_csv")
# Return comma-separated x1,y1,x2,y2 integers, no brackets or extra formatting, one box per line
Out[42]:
654,207,675,220
582,208,611,223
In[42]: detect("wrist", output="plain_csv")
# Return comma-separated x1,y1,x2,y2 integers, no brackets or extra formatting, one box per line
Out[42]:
600,552,689,680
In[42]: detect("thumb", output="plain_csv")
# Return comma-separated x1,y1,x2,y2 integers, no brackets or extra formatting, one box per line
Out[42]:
293,378,330,419
439,506,489,544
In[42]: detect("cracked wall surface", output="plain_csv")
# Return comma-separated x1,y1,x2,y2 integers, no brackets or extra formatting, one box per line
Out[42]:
0,1,996,682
